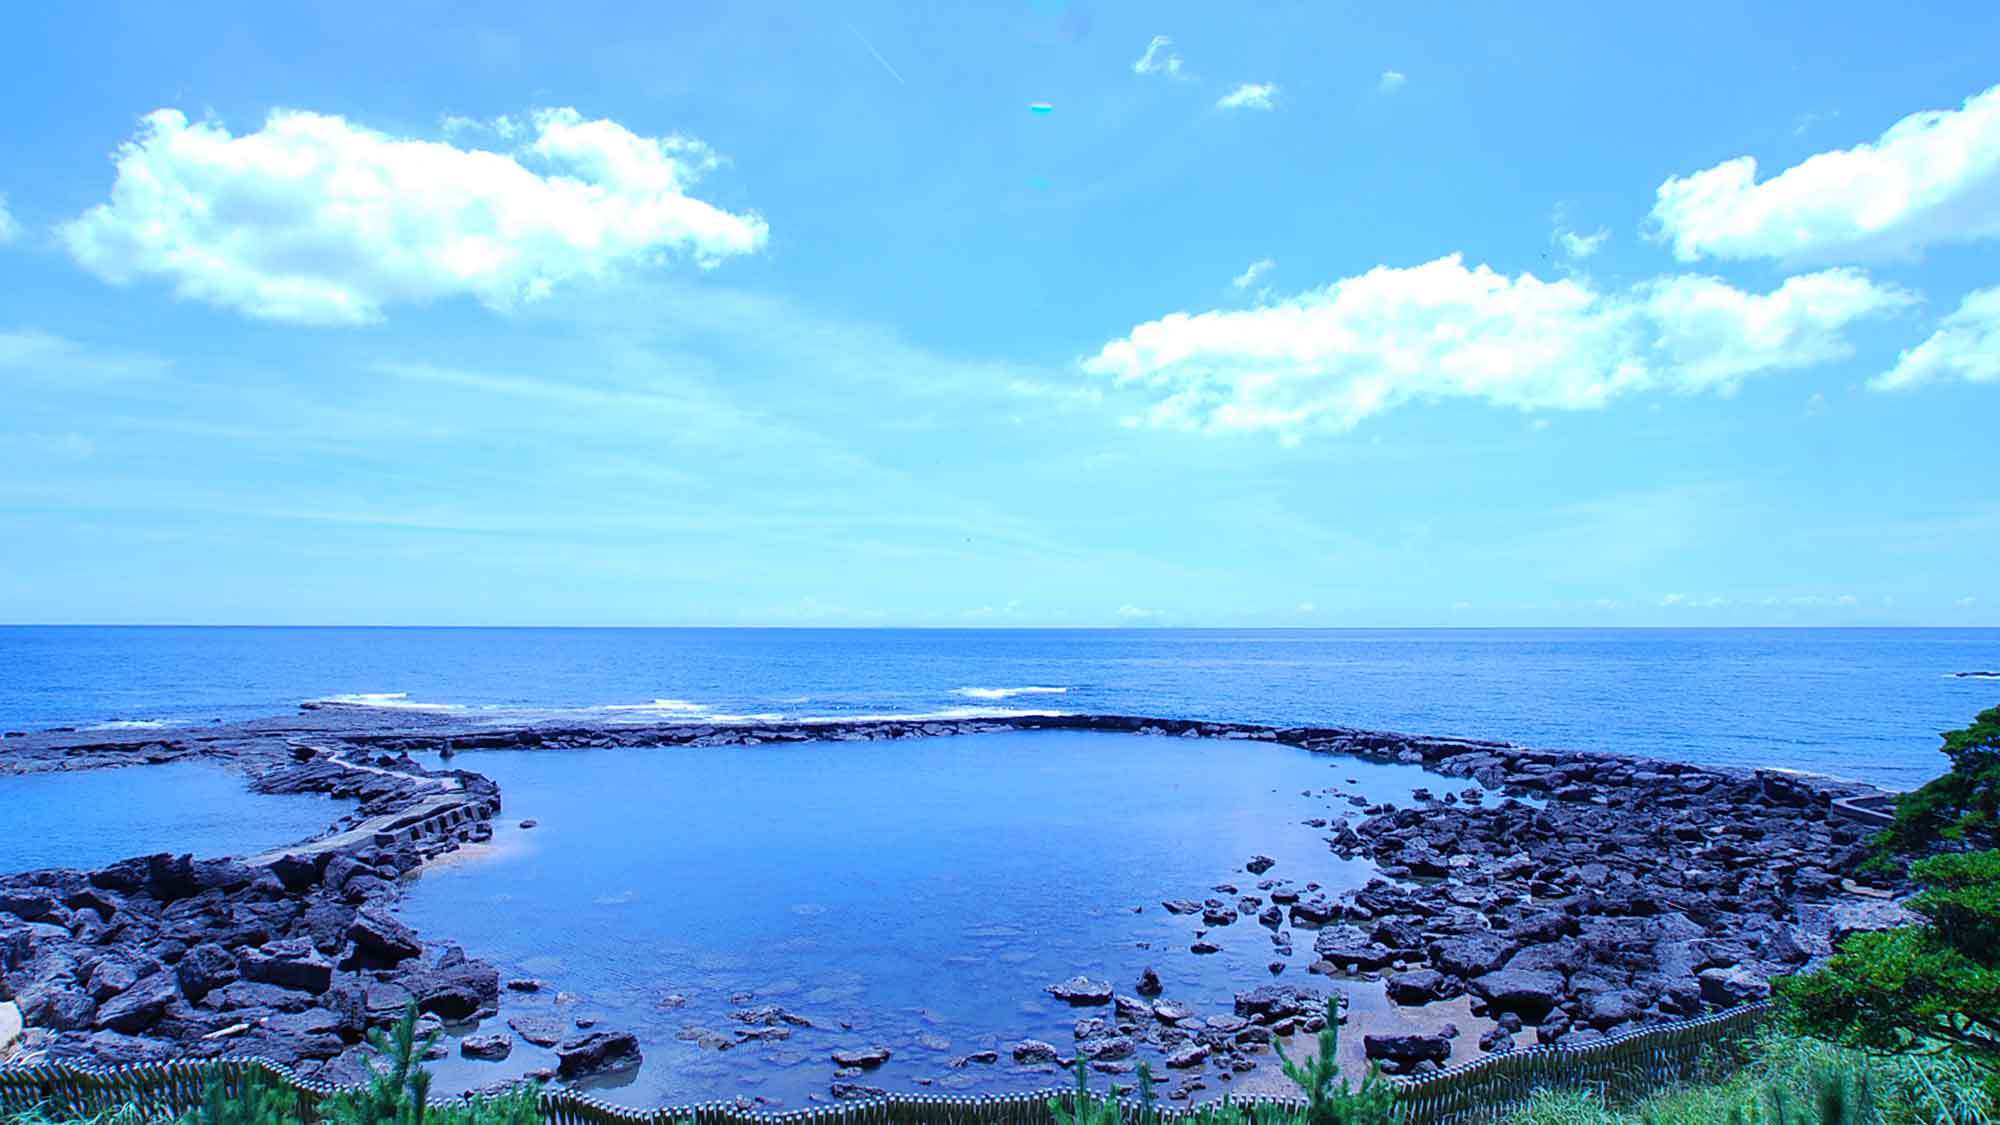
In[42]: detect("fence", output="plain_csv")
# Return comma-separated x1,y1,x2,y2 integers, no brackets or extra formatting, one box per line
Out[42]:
0,1001,1773,1124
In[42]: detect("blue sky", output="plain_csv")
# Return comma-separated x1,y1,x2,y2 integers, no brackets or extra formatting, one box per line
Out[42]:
2,1,1997,627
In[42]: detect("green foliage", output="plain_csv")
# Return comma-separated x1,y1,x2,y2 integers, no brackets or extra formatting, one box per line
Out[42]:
1875,705,2000,856
1049,1055,1125,1125
321,1002,438,1125
179,1066,301,1125
1505,1029,1990,1125
1269,1001,1396,1125
317,1002,541,1125
1046,1005,1395,1125
1776,853,2000,1095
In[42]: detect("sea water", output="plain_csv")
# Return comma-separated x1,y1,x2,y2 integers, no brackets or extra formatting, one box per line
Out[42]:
3,626,1997,789
0,761,356,872
395,730,1457,1105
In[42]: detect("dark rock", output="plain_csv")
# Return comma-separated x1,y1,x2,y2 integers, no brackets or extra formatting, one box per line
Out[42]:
1136,967,1163,996
948,1050,999,1067
345,909,422,969
175,943,239,1003
1698,966,1771,1008
509,1016,565,1047
239,938,334,995
1165,1043,1209,1068
1046,976,1113,1005
1582,988,1651,1029
461,1033,512,1061
1364,1032,1450,1069
1245,856,1276,875
1385,970,1445,1005
1234,984,1318,1022
831,1046,892,1069
1078,1035,1135,1061
1469,970,1565,1020
95,972,179,1034
556,1030,642,1078
1012,1039,1060,1063
1432,933,1518,978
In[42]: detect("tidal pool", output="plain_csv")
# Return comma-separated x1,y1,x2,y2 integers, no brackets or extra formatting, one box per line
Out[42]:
397,730,1461,1107
0,761,355,873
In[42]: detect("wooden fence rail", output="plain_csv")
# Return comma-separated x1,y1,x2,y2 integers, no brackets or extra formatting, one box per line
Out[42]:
0,1002,1772,1124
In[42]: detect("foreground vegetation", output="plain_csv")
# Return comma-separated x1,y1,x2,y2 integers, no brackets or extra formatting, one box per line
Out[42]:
1503,1029,1991,1124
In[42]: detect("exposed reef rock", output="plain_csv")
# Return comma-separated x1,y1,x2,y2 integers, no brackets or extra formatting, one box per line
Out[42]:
0,707,1906,1097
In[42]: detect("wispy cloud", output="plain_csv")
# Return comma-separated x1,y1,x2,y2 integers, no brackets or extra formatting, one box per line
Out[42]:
1378,71,1407,92
1132,35,1187,79
0,193,18,244
1217,83,1278,111
1232,258,1275,290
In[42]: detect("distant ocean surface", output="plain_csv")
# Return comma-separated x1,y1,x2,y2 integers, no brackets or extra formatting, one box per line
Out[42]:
2,626,1995,789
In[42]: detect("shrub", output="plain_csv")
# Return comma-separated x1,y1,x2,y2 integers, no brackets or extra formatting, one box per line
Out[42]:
1874,705,2000,857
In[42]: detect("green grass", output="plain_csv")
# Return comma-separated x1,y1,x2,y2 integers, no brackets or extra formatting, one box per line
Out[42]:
1504,1031,1993,1125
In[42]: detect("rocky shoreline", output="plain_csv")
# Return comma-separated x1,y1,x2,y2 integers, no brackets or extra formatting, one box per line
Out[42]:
0,710,1915,1106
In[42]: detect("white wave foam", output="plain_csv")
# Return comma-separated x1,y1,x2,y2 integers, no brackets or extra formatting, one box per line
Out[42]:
798,706,1066,723
306,692,464,712
601,698,710,714
85,719,183,730
952,686,1069,700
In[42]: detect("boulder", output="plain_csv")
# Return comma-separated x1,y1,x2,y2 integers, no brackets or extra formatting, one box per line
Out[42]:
1165,1043,1209,1069
1582,988,1651,1029
556,1030,642,1078
1385,970,1445,1005
1312,926,1394,970
175,943,240,1003
831,1046,892,1069
1077,1035,1134,1061
239,938,334,995
1469,969,1565,1021
1046,976,1113,1005
95,972,179,1034
1245,856,1276,875
1431,933,1518,978
345,909,422,969
407,954,500,1020
1363,1032,1450,1069
1011,1039,1060,1064
1135,967,1162,996
1698,966,1771,1008
1234,985,1319,1022
460,1033,512,1061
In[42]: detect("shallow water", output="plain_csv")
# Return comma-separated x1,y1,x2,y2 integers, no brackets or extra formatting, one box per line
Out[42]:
5,626,1997,789
0,761,355,872
395,730,1453,1107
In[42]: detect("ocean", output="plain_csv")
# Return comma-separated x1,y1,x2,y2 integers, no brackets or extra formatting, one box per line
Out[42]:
2,626,1995,789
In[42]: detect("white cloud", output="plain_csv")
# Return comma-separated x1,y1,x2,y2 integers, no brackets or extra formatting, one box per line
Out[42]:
1960,596,1979,608
1232,258,1274,290
1083,254,1913,439
0,193,17,243
1651,83,2000,263
1132,36,1187,79
61,107,768,325
1556,227,1608,259
1378,71,1407,92
1217,83,1278,112
1116,604,1157,619
1873,285,2000,390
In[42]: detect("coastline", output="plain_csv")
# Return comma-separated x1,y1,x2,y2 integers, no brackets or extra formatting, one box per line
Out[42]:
0,708,1914,1106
